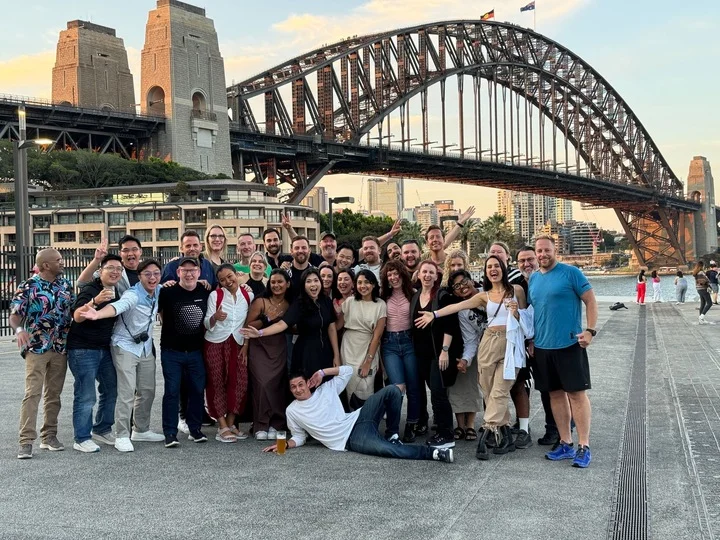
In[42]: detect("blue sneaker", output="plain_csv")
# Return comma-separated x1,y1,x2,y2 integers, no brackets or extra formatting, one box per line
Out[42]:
572,445,591,468
545,441,576,460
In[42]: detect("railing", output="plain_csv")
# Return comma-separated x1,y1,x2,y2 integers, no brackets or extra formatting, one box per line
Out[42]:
0,247,183,337
191,109,218,122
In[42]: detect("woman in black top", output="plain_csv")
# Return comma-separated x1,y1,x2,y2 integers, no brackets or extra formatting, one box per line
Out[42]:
241,268,340,379
409,259,460,449
240,252,268,298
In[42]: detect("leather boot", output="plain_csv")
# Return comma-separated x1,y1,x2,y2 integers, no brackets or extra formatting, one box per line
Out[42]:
493,425,516,455
402,423,417,443
475,428,490,460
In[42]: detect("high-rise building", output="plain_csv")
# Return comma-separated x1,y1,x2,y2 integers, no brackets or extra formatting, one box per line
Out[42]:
497,190,513,224
401,208,416,222
301,187,327,214
415,204,439,232
556,198,573,223
498,190,558,242
367,177,404,219
435,200,454,212
569,221,600,255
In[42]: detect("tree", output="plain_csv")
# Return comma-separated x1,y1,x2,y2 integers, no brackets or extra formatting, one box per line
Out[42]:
471,213,523,255
396,221,425,249
319,209,394,249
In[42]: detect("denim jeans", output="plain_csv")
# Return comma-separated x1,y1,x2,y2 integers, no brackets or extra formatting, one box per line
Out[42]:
675,285,687,303
699,289,712,316
67,348,117,443
161,349,206,436
381,330,420,423
346,386,433,460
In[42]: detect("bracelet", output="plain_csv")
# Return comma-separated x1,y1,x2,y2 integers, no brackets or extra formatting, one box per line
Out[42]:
457,221,465,228
366,353,373,360
15,327,25,335
319,369,325,378
258,329,264,337
433,311,438,319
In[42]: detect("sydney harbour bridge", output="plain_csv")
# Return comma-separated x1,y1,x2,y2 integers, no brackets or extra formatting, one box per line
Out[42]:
0,19,709,267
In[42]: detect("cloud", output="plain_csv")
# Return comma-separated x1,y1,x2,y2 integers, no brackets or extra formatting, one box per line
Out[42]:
0,50,55,99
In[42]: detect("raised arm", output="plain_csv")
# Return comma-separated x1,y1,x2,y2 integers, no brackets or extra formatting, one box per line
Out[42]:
377,219,402,247
442,206,475,249
415,291,485,329
282,212,299,240
76,238,108,287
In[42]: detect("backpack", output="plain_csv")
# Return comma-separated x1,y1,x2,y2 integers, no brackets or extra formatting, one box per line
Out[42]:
215,286,251,311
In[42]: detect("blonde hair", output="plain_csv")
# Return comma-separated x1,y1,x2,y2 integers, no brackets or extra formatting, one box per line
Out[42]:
204,224,228,261
249,251,268,268
442,249,469,286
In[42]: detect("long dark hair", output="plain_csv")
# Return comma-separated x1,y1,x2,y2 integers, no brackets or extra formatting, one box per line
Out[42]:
263,268,292,303
637,269,646,280
381,259,414,301
297,267,327,311
354,269,380,302
692,261,705,277
482,255,514,297
319,264,340,300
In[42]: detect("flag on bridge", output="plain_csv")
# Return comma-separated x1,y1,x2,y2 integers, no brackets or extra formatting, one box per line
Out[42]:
520,1,535,12
481,9,495,20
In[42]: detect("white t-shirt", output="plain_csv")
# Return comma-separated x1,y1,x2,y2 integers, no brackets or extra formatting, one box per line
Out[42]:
203,287,254,345
287,365,361,451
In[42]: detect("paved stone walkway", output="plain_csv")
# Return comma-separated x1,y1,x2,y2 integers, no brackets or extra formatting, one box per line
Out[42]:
0,300,718,539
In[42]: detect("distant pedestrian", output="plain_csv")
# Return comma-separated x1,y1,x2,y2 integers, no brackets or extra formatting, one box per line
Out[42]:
707,261,719,305
10,248,74,460
651,271,662,303
674,271,688,305
693,261,712,324
636,269,647,304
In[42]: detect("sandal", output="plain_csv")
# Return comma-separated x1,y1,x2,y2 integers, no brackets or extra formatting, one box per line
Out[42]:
215,427,237,443
465,428,477,441
230,426,249,440
454,427,466,440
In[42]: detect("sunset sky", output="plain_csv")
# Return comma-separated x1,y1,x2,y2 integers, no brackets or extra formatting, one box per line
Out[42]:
0,0,717,230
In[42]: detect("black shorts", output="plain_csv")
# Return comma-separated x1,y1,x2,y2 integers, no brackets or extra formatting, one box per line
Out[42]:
534,343,591,393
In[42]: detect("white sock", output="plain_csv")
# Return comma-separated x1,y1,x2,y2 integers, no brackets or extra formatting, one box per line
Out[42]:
432,449,439,460
519,418,529,432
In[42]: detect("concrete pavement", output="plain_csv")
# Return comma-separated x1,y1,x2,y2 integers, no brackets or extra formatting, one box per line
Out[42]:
0,300,718,539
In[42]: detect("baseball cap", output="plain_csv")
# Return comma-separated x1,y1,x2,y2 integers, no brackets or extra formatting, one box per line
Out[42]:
178,256,200,267
710,260,717,266
320,231,337,240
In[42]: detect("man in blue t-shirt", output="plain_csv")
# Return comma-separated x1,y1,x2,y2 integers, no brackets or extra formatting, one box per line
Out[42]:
528,236,598,468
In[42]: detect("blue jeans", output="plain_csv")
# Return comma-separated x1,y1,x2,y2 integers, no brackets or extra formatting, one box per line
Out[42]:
381,330,420,423
161,349,206,437
67,348,117,443
346,386,434,460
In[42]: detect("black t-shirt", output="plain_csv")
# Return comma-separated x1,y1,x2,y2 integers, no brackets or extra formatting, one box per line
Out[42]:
158,284,210,352
707,269,718,284
126,268,140,286
288,263,315,301
246,277,266,298
67,278,119,350
267,253,292,270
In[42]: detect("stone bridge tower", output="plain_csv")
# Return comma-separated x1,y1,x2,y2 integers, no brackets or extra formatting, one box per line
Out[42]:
140,0,232,176
52,20,135,112
684,156,717,260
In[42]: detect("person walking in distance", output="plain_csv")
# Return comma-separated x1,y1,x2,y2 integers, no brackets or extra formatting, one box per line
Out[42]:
11,249,74,459
651,271,662,303
693,261,713,324
636,269,647,305
529,236,598,468
674,270,688,305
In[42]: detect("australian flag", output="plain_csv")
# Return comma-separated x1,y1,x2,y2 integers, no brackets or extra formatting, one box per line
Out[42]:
520,1,535,12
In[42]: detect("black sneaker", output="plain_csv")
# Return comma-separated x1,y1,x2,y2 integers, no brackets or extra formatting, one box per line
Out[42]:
387,434,403,446
402,424,417,443
426,432,455,450
164,435,179,448
493,426,516,455
537,429,560,446
514,429,533,449
414,424,428,436
188,431,208,443
202,411,216,427
433,448,455,463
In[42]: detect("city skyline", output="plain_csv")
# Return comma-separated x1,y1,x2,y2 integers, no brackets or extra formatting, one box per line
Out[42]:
0,0,717,229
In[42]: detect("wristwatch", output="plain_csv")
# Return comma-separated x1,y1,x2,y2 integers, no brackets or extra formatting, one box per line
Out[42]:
585,328,597,337
442,345,450,352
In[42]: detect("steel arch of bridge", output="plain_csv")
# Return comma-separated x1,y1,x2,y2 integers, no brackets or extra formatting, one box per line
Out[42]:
228,20,695,266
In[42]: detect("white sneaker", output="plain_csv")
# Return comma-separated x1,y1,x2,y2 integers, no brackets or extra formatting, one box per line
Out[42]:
73,440,100,453
92,432,115,445
178,419,189,434
267,427,277,440
114,437,134,452
131,430,165,442
255,431,268,440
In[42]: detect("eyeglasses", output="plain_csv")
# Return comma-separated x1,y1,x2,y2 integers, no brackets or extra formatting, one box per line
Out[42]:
140,271,162,278
179,268,199,274
452,278,471,291
102,266,124,273
208,234,225,240
120,247,140,254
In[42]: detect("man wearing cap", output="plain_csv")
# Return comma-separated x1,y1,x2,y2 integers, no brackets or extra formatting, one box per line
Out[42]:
158,256,211,447
708,261,719,305
315,231,337,267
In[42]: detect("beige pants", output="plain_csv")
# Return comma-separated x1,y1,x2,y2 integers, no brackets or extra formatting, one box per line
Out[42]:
477,327,517,429
19,350,67,445
112,345,157,438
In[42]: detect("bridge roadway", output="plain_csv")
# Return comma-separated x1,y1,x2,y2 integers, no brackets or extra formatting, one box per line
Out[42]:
0,300,717,539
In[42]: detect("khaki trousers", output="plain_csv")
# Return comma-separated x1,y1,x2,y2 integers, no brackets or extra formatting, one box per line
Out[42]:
112,345,157,438
19,350,68,445
477,327,517,429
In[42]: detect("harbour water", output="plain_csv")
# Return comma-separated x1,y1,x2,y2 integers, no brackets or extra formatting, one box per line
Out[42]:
587,274,701,302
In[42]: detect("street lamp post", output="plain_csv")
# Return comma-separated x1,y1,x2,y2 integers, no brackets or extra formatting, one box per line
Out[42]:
328,196,355,233
13,103,53,281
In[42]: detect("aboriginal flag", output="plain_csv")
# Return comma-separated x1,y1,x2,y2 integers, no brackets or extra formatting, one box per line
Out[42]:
481,9,495,20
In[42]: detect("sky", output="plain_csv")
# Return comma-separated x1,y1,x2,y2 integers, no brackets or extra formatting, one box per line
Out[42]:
0,0,718,231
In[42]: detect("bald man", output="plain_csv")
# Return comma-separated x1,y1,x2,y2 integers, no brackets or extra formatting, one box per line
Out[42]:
10,249,75,459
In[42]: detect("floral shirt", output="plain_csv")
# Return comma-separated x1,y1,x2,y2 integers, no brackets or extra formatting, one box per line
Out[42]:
10,275,75,358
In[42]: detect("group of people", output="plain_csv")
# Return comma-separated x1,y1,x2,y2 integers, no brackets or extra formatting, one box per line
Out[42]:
12,211,597,468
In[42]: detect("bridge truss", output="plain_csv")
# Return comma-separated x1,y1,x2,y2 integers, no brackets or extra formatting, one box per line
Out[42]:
228,20,696,266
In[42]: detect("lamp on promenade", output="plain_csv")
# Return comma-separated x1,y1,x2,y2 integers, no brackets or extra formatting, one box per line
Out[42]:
328,196,355,233
13,103,52,281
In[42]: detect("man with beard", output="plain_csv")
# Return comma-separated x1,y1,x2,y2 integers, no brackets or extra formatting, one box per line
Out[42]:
423,207,476,267
161,231,216,289
287,236,314,300
77,235,144,294
529,236,597,468
352,236,382,280
262,228,290,270
401,240,422,274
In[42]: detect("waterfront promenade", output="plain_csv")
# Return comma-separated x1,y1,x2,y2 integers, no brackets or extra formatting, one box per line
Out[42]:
0,300,718,539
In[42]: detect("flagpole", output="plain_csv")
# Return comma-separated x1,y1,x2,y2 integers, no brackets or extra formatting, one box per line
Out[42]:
534,1,536,31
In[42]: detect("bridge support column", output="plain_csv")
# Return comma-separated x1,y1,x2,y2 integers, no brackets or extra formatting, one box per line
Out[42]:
616,209,688,269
